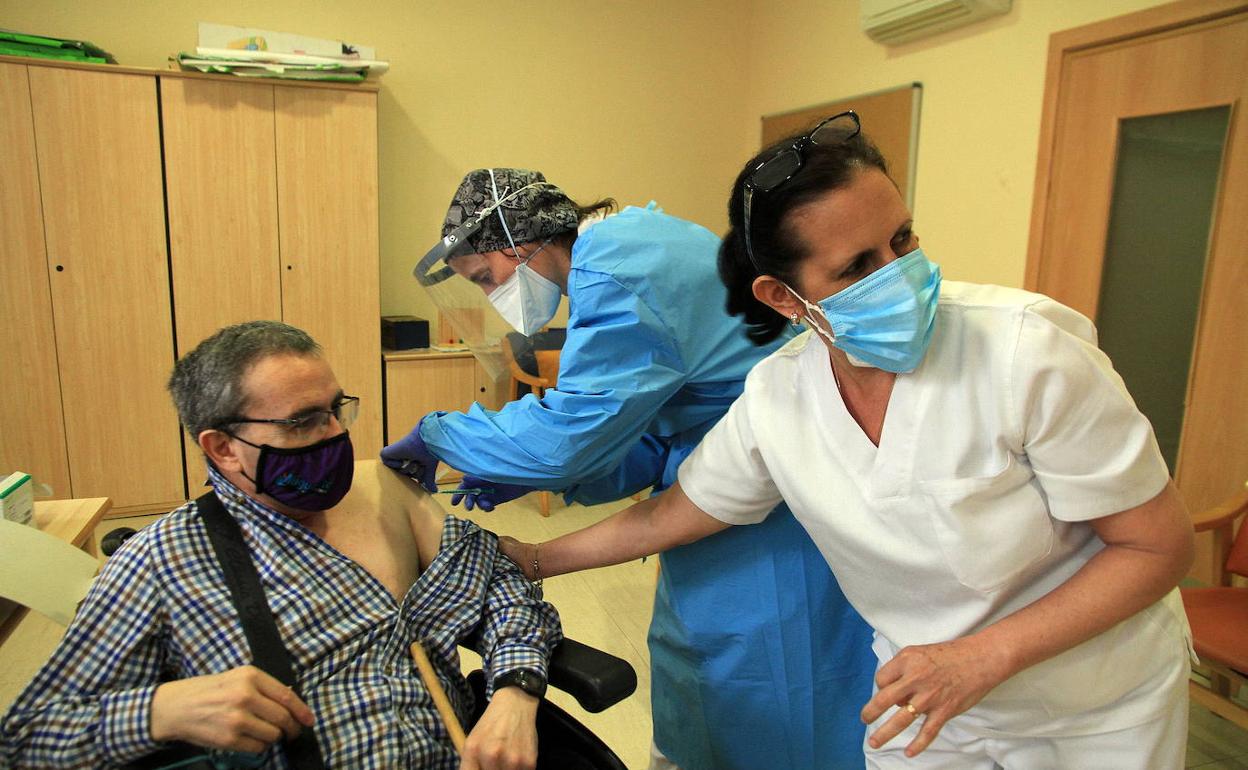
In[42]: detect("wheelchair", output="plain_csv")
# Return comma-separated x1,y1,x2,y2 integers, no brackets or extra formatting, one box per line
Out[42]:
103,527,637,770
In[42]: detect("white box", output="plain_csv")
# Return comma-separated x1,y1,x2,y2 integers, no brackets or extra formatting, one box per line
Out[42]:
0,472,33,525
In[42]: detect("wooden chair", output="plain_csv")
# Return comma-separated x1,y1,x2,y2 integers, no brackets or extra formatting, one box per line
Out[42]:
500,334,563,517
1181,486,1248,730
534,349,561,388
501,333,558,401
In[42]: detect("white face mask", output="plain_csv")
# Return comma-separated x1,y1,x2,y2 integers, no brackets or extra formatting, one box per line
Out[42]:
489,259,561,336
483,168,563,335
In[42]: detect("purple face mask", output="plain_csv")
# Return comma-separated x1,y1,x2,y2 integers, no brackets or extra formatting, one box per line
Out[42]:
235,431,355,511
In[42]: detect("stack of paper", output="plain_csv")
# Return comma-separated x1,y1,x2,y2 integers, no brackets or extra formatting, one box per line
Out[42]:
0,472,33,525
173,22,387,82
0,28,116,63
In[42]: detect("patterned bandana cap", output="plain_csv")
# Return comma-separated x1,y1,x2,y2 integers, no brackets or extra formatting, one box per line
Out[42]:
441,168,579,255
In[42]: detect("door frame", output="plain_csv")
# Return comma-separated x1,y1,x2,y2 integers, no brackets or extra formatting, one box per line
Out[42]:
1024,0,1248,585
1024,0,1247,291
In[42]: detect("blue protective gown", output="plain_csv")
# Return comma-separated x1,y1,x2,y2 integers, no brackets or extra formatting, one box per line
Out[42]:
421,204,875,770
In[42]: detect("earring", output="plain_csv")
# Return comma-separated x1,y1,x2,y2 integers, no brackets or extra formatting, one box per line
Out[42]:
790,312,801,327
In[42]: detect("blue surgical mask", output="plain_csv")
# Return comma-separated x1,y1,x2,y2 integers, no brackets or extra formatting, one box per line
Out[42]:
790,248,941,373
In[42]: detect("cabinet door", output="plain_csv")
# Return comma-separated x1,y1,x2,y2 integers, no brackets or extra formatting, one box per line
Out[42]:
384,357,479,445
161,78,282,487
274,87,382,456
474,365,509,411
0,63,70,499
29,67,184,510
162,79,282,356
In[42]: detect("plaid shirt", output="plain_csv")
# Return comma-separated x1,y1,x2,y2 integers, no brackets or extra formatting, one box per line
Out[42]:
0,468,561,769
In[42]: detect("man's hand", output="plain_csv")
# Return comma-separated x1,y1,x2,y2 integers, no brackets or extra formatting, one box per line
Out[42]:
150,666,315,754
459,687,540,770
860,636,1010,758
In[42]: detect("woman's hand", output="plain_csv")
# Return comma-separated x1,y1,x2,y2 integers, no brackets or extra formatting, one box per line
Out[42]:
496,484,728,580
497,536,539,581
859,482,1193,758
860,635,1012,757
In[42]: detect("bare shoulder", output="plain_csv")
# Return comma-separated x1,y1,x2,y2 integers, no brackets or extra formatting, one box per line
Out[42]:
344,460,446,568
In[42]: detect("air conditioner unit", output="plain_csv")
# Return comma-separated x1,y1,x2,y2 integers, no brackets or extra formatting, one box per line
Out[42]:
861,0,1011,45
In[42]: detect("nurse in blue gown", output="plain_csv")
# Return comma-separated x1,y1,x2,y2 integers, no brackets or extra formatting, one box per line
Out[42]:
384,168,874,770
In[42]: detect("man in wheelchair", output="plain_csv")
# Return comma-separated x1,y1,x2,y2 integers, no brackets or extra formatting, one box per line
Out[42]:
1,321,562,769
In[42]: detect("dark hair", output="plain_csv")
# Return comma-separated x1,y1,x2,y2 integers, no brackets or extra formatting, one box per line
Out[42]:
718,126,889,345
168,320,321,440
552,197,617,251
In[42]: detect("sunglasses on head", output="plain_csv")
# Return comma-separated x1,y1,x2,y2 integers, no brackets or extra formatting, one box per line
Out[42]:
741,111,861,271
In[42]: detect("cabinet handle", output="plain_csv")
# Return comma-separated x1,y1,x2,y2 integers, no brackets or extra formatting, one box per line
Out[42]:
55,265,64,272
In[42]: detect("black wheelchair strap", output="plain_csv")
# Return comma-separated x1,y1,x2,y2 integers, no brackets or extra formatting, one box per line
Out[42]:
197,491,327,769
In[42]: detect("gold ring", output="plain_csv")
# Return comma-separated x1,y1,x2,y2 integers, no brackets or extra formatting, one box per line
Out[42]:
904,703,918,715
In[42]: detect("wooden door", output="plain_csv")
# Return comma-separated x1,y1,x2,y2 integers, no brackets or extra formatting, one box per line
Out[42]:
28,67,184,511
0,63,70,499
161,77,282,488
1026,1,1248,582
275,87,383,456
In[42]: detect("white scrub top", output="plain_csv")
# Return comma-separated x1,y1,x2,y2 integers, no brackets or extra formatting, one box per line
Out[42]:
679,281,1192,735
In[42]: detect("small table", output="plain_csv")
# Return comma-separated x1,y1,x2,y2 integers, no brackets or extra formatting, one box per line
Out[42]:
0,497,111,646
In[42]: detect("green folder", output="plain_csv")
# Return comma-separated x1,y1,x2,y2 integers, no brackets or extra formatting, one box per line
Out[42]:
0,29,115,63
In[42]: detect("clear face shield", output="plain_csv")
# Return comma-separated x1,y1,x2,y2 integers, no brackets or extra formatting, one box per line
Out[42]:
413,224,512,382
412,175,559,382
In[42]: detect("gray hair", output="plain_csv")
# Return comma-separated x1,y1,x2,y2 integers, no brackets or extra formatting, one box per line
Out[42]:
168,320,321,439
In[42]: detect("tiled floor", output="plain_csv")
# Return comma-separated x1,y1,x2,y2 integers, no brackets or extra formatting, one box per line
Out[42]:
2,494,1247,769
1188,701,1248,769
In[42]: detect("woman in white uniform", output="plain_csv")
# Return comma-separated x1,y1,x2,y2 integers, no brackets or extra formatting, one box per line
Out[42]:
501,114,1197,768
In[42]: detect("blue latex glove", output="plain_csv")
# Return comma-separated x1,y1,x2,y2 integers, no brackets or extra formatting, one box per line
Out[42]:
450,475,535,512
379,414,441,493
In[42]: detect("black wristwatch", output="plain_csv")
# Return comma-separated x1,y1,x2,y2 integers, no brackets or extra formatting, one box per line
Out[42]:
492,668,547,699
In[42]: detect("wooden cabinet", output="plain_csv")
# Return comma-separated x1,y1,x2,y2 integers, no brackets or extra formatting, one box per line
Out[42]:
383,351,509,445
0,57,381,515
1,62,183,511
161,79,382,489
0,61,70,501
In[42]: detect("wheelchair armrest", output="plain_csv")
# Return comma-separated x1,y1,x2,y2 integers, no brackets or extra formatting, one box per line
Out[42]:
101,527,138,557
548,637,637,713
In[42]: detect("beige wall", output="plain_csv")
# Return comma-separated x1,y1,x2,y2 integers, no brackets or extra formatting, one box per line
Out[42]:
2,0,1174,314
741,0,1173,287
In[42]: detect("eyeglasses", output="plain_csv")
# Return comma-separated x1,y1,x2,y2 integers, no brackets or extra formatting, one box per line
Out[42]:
221,395,360,436
741,111,861,271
